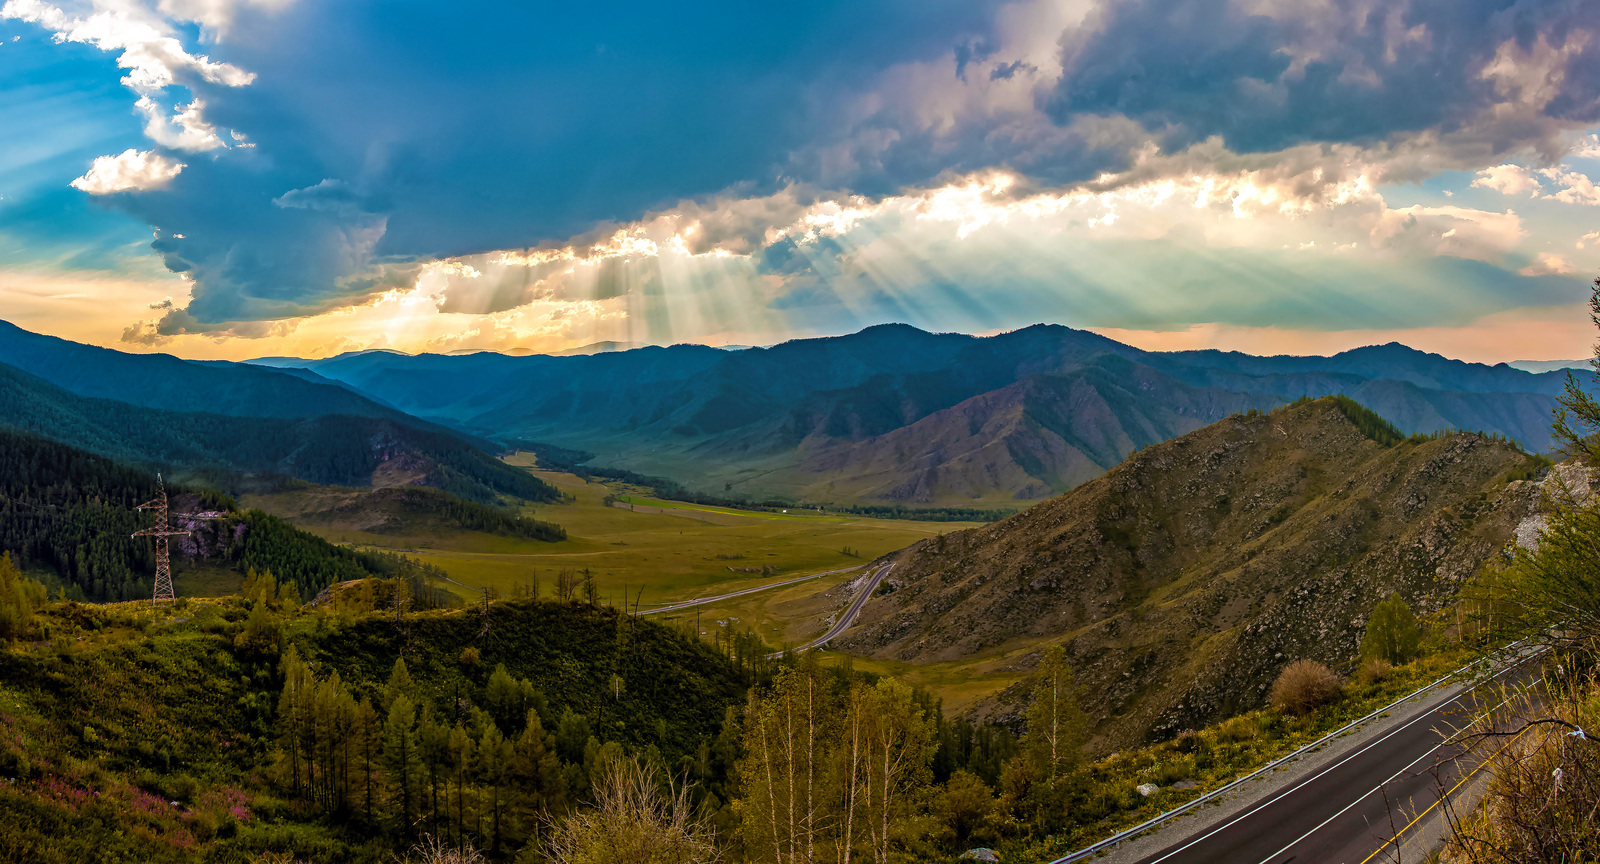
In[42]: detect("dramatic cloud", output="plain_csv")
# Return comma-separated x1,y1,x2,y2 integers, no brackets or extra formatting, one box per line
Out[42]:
69,147,184,193
2,0,255,152
1474,164,1543,196
5,0,1600,356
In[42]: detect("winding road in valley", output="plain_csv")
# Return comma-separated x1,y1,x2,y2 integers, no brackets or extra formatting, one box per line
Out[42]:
794,562,893,651
639,565,863,616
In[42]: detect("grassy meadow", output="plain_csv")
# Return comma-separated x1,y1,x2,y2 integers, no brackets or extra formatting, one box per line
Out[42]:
243,453,971,613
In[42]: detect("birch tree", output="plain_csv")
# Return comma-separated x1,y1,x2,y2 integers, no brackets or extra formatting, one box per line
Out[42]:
1023,646,1088,784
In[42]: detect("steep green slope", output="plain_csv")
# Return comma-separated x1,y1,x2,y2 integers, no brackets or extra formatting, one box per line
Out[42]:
836,398,1546,749
0,427,444,601
0,597,749,863
0,361,559,505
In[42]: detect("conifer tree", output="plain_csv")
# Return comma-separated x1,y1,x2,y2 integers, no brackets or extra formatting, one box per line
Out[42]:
1552,277,1600,460
354,697,382,823
419,709,451,836
384,657,416,714
478,720,514,852
0,552,44,642
383,695,422,833
277,646,314,796
512,707,566,835
448,723,476,847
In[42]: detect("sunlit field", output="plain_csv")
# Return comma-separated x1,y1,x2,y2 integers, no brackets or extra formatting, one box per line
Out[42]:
243,455,972,610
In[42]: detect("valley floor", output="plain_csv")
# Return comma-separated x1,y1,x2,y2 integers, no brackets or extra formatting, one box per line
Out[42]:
243,455,973,652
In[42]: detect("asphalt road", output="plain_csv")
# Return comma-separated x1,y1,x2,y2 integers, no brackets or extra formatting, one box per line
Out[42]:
794,562,893,650
638,565,863,616
1128,659,1540,864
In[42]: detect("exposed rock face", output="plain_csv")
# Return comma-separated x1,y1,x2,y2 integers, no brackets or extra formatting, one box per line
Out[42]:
834,399,1545,752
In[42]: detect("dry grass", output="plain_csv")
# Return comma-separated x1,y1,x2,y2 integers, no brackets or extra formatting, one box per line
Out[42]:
1358,657,1395,685
1268,660,1342,716
1439,672,1600,864
544,755,719,864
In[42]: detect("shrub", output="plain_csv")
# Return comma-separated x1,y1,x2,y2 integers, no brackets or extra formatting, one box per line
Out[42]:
459,646,481,667
1269,660,1342,716
1357,657,1394,685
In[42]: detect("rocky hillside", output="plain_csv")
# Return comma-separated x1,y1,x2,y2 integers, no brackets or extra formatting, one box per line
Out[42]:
279,323,1565,507
834,397,1545,751
786,355,1275,503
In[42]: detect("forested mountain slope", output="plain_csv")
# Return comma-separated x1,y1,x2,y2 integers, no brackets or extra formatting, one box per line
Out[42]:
0,319,425,421
278,324,1565,507
835,398,1546,750
0,427,445,601
0,360,558,505
0,596,751,863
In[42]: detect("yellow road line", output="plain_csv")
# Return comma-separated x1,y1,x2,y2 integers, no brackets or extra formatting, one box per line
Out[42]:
1355,724,1534,864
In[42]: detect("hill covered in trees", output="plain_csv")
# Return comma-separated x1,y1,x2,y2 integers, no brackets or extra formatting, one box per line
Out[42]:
0,360,559,506
0,426,457,601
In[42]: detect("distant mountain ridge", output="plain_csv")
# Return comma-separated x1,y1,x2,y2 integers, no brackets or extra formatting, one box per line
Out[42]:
272,322,1569,506
0,359,560,504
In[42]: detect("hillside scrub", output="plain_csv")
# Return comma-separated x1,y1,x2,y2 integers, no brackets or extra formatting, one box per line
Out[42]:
0,588,756,863
0,575,1493,864
838,396,1542,750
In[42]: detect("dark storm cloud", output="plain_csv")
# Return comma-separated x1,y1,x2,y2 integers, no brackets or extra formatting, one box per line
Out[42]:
1046,0,1600,155
103,0,1005,330
17,0,1599,335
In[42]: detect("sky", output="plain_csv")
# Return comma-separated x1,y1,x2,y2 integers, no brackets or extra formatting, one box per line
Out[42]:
1,0,1598,364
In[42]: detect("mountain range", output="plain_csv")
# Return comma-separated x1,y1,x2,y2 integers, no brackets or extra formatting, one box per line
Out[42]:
258,323,1571,507
0,322,558,505
833,397,1545,750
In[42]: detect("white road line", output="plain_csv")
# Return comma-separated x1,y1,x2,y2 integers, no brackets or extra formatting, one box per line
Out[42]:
1248,687,1525,864
1145,658,1529,864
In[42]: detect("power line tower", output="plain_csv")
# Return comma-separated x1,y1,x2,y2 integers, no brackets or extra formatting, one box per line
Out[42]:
132,474,219,604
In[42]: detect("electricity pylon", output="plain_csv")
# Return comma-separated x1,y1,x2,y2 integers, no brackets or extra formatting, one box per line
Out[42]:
132,474,217,603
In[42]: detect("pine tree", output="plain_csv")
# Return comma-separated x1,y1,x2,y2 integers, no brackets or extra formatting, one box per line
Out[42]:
515,707,566,838
419,708,451,837
448,723,476,848
277,646,314,797
382,695,422,833
384,657,416,714
0,552,45,642
511,707,566,838
354,697,382,824
477,720,514,852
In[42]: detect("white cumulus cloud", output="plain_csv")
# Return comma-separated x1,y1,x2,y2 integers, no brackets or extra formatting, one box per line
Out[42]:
1472,164,1543,196
1,0,255,152
70,148,185,194
1520,251,1578,277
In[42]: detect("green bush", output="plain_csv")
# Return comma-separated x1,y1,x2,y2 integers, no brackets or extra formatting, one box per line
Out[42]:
1360,593,1422,665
